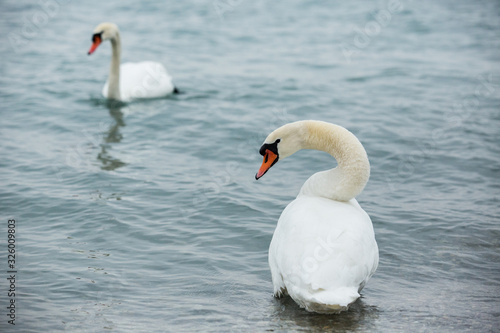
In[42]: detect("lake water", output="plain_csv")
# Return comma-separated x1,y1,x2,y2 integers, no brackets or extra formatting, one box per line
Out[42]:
1,0,499,332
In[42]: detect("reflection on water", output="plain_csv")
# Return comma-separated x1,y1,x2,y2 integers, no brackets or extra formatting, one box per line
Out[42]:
97,101,127,171
273,297,380,332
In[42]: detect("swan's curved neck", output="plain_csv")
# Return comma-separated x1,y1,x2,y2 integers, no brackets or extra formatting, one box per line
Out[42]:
298,122,370,202
108,33,121,100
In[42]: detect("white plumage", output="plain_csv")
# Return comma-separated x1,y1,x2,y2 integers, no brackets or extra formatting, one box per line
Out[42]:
256,120,379,314
101,61,175,102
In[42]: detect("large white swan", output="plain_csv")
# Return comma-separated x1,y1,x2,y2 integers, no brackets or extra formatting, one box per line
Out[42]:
88,22,178,102
255,120,379,314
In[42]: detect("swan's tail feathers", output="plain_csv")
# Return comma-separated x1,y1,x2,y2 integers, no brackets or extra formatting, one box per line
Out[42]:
173,86,180,94
299,287,360,314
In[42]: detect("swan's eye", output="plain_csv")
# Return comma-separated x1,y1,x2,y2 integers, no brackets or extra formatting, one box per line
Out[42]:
259,139,281,156
92,32,102,43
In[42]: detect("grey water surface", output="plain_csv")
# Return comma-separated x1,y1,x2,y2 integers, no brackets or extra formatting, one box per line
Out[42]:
1,0,499,332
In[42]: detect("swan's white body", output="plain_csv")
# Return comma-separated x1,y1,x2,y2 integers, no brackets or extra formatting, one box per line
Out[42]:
89,23,175,102
257,120,379,314
101,61,175,102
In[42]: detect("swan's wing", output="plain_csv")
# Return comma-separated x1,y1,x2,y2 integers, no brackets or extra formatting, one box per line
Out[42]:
269,245,287,297
119,61,175,100
269,196,378,312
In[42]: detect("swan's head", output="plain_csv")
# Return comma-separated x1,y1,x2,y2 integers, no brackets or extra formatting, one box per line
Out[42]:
255,121,306,180
88,22,119,55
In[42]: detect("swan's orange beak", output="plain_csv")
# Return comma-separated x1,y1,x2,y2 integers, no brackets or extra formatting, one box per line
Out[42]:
256,150,278,180
88,35,102,55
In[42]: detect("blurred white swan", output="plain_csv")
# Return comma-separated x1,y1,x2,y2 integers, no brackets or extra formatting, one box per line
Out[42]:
88,22,177,102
